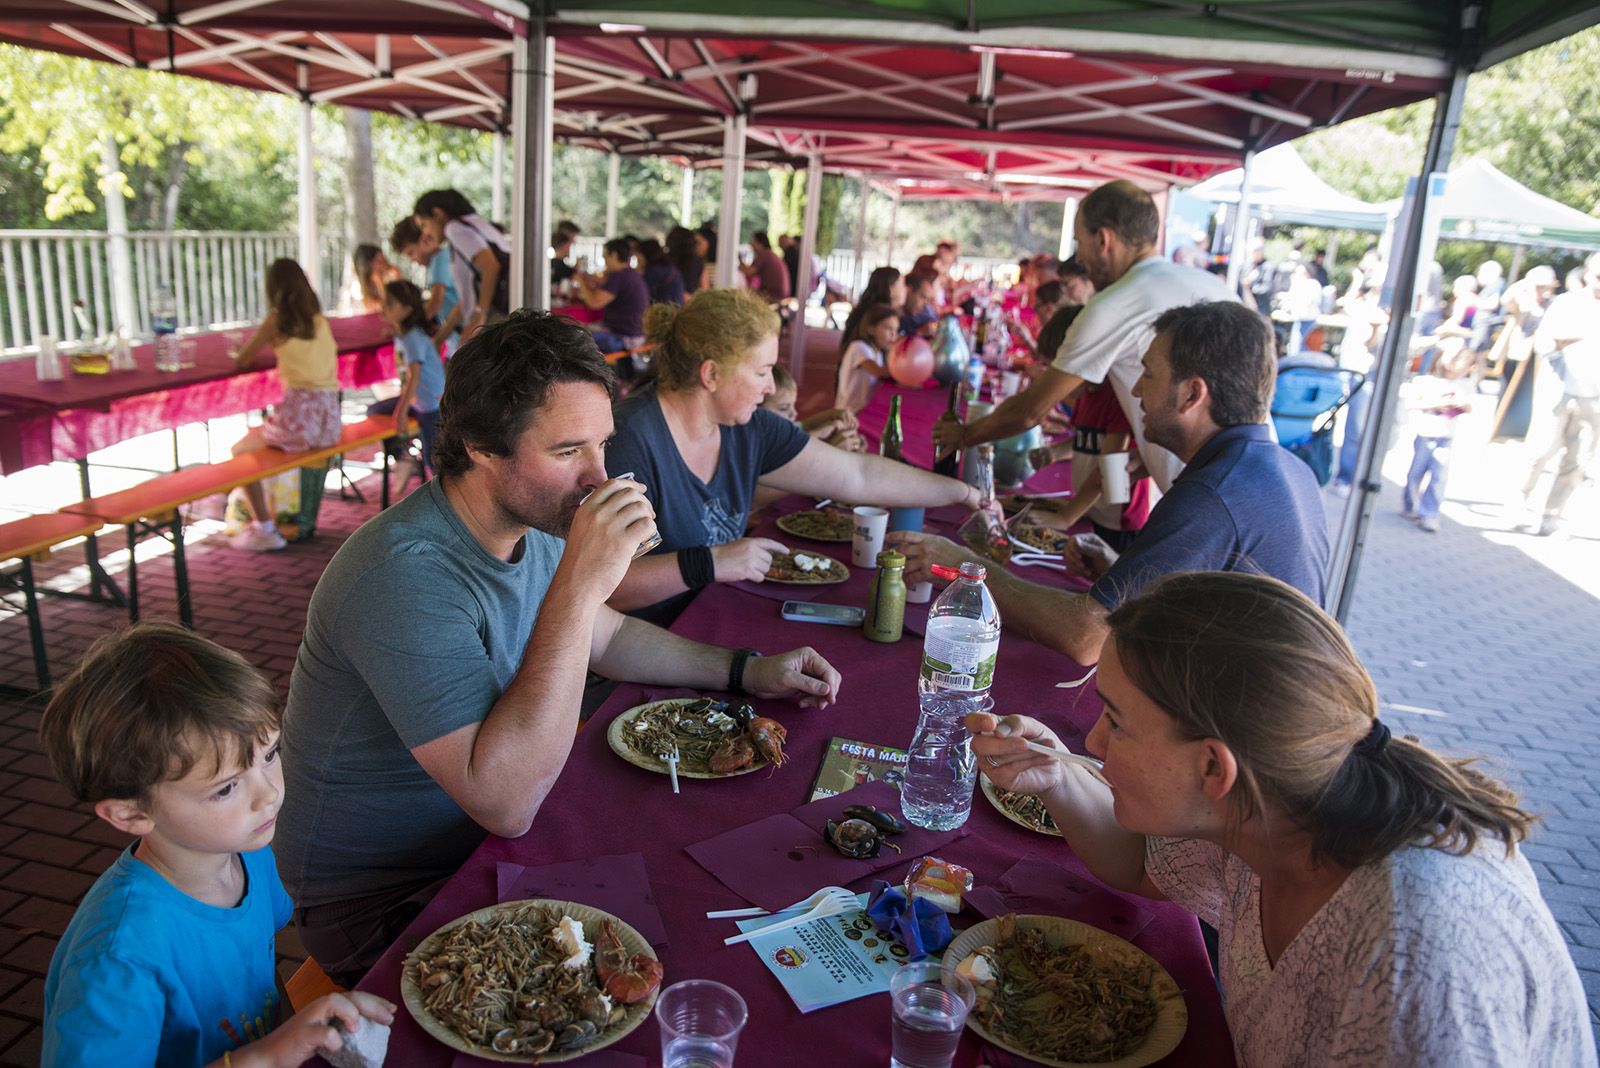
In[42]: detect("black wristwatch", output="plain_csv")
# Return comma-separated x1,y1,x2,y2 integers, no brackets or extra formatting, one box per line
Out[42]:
727,648,760,695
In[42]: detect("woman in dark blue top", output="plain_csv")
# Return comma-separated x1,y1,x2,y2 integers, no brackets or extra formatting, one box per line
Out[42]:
606,287,980,622
639,238,686,306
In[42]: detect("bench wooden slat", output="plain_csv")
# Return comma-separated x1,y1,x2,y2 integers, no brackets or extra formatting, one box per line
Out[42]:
62,416,406,526
0,512,107,561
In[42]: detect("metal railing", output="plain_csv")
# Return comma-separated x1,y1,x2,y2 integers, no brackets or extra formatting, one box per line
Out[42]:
1,229,349,356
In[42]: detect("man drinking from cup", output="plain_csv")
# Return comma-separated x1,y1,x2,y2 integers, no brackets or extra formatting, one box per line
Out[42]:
894,301,1329,665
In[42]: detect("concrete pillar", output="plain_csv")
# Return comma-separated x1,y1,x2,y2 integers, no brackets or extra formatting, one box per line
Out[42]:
715,112,747,288
510,22,554,311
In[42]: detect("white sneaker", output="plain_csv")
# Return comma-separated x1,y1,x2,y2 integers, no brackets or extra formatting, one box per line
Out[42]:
230,523,288,552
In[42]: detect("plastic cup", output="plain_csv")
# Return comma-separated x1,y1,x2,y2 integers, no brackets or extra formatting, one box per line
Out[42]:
888,506,925,534
889,960,975,1068
906,580,933,604
1000,369,1022,399
852,506,889,567
1099,451,1131,505
657,979,747,1068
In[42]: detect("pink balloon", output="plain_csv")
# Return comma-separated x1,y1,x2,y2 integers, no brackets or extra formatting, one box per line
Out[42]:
887,336,935,387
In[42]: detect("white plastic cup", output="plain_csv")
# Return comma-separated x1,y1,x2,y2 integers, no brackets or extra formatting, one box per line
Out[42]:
35,335,61,381
1099,451,1131,505
999,369,1022,399
852,505,889,568
657,979,747,1068
906,580,933,604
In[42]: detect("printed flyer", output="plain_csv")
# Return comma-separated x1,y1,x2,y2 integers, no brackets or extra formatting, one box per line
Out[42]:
808,736,910,802
734,892,911,1013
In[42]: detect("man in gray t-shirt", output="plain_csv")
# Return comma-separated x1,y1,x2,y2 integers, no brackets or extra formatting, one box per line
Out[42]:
277,311,842,985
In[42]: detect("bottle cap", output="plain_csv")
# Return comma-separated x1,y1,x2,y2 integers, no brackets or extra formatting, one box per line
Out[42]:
875,549,905,568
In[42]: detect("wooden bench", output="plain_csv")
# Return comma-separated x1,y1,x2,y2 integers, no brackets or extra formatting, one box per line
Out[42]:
602,341,655,366
62,416,407,627
0,512,108,695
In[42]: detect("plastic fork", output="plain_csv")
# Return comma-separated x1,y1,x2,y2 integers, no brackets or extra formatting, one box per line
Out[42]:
1011,552,1066,571
721,888,858,945
707,885,854,920
661,744,680,795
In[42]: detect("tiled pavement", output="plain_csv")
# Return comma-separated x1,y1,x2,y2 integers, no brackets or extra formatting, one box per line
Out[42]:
1,376,1598,1060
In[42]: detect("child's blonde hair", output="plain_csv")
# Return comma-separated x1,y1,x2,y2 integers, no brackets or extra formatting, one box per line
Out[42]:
40,622,279,804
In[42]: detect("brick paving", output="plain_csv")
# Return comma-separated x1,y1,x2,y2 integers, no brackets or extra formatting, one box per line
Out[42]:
0,353,1597,1059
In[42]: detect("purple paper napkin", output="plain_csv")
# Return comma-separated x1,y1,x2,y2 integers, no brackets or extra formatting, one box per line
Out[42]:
964,855,1155,943
729,578,827,603
495,852,669,948
453,1050,646,1068
685,780,967,912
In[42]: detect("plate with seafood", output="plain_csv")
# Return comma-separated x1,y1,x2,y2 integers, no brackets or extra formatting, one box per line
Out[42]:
765,551,849,584
776,508,855,543
1010,522,1074,555
402,898,662,1062
980,775,1062,837
607,697,788,779
948,913,1187,1068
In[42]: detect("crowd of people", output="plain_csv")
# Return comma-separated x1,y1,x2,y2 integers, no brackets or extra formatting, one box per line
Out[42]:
28,174,1596,1067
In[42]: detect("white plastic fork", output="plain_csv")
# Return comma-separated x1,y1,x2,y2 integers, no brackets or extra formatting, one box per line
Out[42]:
1011,552,1066,572
707,885,853,920
721,887,858,946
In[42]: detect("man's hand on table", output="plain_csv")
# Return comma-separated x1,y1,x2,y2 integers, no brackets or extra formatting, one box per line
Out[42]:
565,476,657,597
743,647,842,709
1062,532,1117,582
888,530,979,586
712,537,788,583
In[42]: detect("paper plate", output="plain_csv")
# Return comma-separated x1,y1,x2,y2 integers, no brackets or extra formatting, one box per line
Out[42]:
764,551,850,584
402,898,660,1063
776,510,854,543
607,699,770,780
945,914,1187,1068
979,774,1062,838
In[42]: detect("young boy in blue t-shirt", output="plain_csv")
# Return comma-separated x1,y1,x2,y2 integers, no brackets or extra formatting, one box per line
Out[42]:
39,622,393,1068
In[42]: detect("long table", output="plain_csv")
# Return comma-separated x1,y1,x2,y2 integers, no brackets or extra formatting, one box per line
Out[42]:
0,315,395,476
357,383,1234,1066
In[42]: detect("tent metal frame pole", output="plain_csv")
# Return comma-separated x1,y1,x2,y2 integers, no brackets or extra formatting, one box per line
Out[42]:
295,62,319,288
716,110,747,288
1328,60,1471,623
1057,196,1077,262
1223,142,1256,295
680,165,695,226
792,153,824,385
851,176,870,296
605,150,621,238
492,130,506,225
885,187,900,268
510,20,554,311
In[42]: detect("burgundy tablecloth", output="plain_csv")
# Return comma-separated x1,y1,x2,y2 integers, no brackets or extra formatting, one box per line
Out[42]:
0,315,395,474
357,579,1233,1066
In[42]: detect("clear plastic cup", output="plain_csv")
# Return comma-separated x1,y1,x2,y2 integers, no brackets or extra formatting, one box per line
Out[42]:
889,961,975,1068
656,979,747,1068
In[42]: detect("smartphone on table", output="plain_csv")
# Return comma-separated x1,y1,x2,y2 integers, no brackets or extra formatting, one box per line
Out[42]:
781,601,865,626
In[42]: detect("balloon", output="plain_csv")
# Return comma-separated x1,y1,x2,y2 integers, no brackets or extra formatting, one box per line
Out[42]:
887,336,935,387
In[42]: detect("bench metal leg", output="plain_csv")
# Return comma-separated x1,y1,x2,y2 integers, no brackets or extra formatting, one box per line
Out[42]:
170,515,193,629
77,458,126,608
0,558,51,698
381,449,391,510
125,523,140,623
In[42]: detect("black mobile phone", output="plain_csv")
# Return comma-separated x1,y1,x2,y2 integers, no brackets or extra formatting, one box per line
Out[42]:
781,600,865,626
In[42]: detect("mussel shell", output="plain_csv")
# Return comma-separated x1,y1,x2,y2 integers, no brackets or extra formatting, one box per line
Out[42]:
843,804,907,835
824,817,882,858
555,1020,600,1050
726,701,757,729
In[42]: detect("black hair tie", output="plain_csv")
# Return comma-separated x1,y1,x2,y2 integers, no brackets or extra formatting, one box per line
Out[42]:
1354,718,1391,757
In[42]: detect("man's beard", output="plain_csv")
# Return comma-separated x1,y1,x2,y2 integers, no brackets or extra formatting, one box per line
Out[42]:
497,485,585,539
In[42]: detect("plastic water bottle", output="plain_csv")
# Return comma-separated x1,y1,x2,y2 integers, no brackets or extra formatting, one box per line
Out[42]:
901,561,1000,831
152,284,180,371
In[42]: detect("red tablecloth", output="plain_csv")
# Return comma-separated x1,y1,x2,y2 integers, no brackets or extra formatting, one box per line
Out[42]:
357,576,1234,1066
0,315,395,474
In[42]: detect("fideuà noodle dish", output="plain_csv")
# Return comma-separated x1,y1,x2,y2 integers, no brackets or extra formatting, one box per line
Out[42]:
948,913,1188,1067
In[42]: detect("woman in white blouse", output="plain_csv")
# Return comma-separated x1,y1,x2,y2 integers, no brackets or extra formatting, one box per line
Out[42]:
973,571,1592,1067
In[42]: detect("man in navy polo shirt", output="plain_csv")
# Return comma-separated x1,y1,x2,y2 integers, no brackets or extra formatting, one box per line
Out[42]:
894,300,1328,664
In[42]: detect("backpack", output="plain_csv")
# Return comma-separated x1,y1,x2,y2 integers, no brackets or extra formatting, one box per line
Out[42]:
451,217,512,317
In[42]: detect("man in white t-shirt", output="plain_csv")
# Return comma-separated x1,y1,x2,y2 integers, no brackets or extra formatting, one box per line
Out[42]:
934,180,1237,492
1522,252,1600,535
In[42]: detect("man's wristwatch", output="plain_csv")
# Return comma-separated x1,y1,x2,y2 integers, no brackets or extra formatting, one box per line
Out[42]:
727,648,760,695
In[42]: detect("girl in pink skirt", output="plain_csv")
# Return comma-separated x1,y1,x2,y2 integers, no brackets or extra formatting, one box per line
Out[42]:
228,259,341,551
